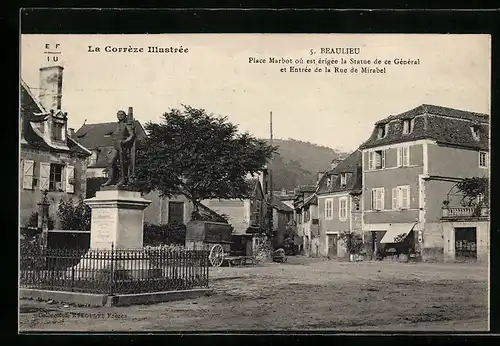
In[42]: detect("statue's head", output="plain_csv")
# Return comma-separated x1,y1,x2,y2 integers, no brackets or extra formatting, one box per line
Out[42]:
117,110,127,121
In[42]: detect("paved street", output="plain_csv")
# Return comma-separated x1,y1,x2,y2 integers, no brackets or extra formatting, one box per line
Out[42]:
19,257,488,332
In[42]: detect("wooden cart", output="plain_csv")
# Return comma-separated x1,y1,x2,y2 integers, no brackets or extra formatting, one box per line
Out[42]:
185,220,233,267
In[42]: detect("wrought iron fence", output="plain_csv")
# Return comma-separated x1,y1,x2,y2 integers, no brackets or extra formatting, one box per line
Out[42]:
20,245,210,295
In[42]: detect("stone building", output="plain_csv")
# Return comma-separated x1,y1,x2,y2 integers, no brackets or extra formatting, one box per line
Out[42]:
20,66,92,227
359,104,489,262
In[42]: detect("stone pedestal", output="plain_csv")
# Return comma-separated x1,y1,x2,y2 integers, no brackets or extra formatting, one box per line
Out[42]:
71,187,155,280
84,187,151,250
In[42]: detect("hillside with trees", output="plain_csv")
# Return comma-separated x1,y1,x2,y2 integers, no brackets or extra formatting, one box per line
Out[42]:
266,138,350,190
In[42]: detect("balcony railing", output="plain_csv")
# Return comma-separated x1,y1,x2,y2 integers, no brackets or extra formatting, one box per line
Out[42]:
442,206,489,220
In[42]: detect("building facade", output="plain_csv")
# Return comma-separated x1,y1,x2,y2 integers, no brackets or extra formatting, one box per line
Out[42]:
20,66,92,227
316,151,363,258
294,185,319,256
359,104,489,262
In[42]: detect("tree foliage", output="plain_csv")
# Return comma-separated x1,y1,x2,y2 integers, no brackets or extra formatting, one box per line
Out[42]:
143,222,187,246
57,198,91,231
456,176,489,207
135,105,276,217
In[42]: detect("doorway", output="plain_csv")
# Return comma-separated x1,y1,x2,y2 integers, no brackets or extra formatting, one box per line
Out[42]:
455,227,477,260
327,234,338,257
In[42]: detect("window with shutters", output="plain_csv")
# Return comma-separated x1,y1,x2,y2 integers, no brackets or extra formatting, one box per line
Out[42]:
49,163,65,191
325,198,333,220
369,150,386,170
168,201,184,224
21,159,35,190
371,188,384,211
339,197,348,221
392,185,410,210
397,146,411,167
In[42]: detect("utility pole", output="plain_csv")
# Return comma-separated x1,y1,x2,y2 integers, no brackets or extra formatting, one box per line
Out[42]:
267,111,274,237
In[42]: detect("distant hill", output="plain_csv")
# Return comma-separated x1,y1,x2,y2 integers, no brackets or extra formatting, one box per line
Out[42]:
264,138,350,190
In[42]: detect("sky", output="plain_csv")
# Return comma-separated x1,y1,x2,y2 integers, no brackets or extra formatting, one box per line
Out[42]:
20,34,491,152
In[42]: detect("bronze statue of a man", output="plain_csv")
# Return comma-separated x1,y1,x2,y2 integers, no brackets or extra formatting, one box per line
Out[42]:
102,110,137,187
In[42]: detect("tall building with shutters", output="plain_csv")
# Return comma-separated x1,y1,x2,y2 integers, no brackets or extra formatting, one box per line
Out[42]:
359,104,489,262
20,66,92,227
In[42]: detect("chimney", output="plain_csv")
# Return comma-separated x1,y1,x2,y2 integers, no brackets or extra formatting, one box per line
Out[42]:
128,107,134,121
68,128,75,137
330,157,343,170
39,66,64,111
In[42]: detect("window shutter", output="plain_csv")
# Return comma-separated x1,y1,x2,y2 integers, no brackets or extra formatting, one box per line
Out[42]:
402,187,410,209
371,190,376,210
379,189,385,210
381,150,386,168
392,188,399,210
39,162,51,191
22,159,35,190
368,152,374,170
65,165,75,193
403,147,410,166
397,148,402,167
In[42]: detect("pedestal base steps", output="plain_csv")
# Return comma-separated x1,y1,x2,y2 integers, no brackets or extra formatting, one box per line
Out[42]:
68,252,162,280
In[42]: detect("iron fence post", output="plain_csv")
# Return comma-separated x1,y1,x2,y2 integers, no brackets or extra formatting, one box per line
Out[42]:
109,243,114,296
71,266,75,292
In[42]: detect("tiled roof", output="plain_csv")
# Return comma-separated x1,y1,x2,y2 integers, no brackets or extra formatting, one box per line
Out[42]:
75,120,147,149
20,80,90,157
303,193,318,207
360,104,489,150
198,203,229,223
271,196,293,212
317,149,362,195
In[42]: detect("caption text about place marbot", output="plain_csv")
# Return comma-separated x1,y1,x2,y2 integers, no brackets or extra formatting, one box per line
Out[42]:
248,48,421,75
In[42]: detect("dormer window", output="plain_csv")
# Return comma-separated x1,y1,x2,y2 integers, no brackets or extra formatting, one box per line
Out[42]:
377,124,388,139
326,176,332,187
52,122,64,141
340,173,347,187
402,119,414,134
104,131,113,138
471,125,480,141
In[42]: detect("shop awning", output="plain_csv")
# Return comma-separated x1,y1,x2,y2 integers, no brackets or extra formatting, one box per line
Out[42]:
380,223,416,244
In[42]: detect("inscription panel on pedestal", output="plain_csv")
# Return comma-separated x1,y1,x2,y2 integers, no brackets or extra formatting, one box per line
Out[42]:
91,208,117,249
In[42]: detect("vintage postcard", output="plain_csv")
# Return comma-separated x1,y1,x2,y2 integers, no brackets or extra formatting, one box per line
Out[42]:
19,33,491,332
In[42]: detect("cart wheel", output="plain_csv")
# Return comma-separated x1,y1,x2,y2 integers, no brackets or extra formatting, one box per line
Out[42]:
209,244,224,267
